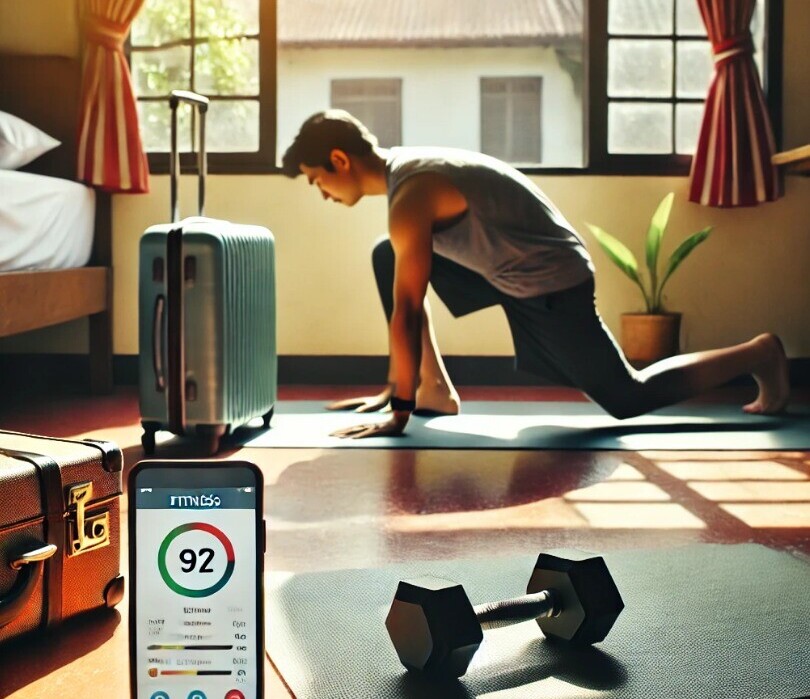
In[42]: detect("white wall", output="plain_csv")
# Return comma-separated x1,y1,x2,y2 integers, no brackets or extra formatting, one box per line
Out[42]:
279,46,583,167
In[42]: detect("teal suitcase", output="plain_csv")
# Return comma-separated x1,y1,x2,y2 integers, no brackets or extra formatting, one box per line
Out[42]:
138,91,276,454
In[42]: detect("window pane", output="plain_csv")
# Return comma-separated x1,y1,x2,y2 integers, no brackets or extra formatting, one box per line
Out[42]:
675,102,705,154
331,79,402,148
207,100,260,151
132,0,190,46
676,40,712,98
195,0,259,38
608,40,673,97
676,0,706,35
195,38,259,95
131,47,192,98
751,0,766,80
608,103,672,153
677,0,767,78
481,77,542,164
609,0,673,35
278,0,585,168
137,101,193,153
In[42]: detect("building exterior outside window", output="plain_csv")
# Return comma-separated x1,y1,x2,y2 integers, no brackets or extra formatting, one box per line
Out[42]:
331,78,403,148
481,77,543,164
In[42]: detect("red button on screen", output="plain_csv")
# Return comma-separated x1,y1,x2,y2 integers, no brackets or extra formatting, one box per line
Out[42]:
225,691,245,699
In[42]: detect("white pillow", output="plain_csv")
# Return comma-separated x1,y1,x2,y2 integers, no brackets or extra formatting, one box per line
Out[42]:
0,110,61,170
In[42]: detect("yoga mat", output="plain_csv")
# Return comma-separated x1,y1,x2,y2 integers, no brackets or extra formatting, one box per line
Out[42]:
240,401,810,450
265,544,810,699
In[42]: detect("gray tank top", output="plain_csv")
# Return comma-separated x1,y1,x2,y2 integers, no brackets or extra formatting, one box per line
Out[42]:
385,146,593,298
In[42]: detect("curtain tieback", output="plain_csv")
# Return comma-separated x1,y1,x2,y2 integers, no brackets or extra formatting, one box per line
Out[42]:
83,15,129,51
712,34,754,66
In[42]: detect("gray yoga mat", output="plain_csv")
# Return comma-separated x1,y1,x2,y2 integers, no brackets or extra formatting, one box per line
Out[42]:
240,400,810,450
265,544,810,699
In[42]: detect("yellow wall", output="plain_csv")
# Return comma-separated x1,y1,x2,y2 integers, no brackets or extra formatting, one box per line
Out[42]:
0,0,79,57
2,0,810,362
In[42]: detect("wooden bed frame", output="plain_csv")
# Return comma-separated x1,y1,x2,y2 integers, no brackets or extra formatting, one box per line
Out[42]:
0,53,113,393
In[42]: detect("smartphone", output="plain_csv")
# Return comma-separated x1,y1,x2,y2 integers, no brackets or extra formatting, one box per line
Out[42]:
128,460,265,699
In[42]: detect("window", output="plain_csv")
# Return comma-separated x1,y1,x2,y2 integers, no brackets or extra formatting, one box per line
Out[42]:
481,77,543,164
331,79,403,147
130,0,275,172
129,0,780,176
277,0,585,169
589,0,774,173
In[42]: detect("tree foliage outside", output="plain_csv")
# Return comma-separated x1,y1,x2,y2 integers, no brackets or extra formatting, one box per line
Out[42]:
131,0,259,152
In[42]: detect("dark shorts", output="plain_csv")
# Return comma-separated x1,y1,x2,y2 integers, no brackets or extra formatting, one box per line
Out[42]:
372,237,639,406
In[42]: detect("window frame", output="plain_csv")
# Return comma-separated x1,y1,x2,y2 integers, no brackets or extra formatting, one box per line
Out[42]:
572,0,784,178
130,0,782,177
131,0,277,175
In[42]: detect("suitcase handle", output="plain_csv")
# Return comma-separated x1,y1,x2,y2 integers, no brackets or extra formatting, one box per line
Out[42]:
0,543,57,628
152,295,166,392
166,90,207,432
169,89,209,223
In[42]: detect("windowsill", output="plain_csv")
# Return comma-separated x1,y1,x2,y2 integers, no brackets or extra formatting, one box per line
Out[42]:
772,145,810,175
146,161,694,178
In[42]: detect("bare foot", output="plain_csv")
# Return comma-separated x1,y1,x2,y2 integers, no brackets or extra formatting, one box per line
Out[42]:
415,378,461,416
743,334,790,414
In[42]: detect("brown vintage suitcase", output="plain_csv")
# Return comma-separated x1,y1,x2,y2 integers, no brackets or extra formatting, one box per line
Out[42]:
0,430,125,644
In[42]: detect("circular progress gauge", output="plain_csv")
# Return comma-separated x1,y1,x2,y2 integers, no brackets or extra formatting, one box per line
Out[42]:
157,522,235,597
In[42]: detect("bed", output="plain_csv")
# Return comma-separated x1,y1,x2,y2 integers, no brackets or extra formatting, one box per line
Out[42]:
0,52,113,393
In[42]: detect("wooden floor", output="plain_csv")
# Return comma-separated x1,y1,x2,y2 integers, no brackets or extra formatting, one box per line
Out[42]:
0,385,808,698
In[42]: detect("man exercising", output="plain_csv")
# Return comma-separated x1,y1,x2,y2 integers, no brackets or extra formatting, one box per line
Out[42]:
282,110,790,439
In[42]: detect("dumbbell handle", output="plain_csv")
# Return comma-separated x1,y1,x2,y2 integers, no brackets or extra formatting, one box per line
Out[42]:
473,589,558,631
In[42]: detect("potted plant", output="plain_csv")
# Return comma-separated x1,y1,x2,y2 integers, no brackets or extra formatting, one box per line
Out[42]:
586,193,712,365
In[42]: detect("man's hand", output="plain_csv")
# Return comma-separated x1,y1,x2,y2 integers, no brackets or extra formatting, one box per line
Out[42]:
326,385,392,413
330,412,409,439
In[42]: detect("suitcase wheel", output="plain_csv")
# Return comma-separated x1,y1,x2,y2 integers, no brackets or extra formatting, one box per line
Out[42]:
141,421,160,455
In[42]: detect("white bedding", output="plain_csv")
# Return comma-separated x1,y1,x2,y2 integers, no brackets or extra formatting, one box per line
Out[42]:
0,170,95,272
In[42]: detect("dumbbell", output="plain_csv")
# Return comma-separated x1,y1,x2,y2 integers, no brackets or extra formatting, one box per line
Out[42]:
385,553,624,678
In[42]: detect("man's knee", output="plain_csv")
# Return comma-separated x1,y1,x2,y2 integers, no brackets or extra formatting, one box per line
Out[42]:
599,399,643,421
371,236,393,275
585,383,647,420
371,236,395,316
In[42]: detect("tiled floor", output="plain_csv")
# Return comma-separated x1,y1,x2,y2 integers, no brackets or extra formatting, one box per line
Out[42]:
0,385,808,697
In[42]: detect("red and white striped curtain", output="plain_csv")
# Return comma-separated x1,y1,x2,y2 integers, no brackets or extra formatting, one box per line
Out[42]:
77,0,149,193
688,0,781,207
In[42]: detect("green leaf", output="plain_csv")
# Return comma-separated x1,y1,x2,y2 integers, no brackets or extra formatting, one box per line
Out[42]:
586,223,652,310
656,226,712,309
645,192,674,298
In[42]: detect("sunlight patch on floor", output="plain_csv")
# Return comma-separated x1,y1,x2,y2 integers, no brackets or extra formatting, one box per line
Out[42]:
720,503,810,527
605,463,646,480
688,481,810,501
387,497,589,532
654,460,806,481
565,481,671,502
572,503,706,529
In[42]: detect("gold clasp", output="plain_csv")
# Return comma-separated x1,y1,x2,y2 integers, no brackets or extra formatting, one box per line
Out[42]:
67,482,110,557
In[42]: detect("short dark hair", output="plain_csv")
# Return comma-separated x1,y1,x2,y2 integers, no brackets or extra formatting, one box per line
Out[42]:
281,110,379,177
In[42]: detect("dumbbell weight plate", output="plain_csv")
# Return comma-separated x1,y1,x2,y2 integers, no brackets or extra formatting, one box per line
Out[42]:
528,553,624,644
385,576,483,677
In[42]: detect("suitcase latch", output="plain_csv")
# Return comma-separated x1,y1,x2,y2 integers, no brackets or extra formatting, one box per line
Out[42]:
67,482,110,557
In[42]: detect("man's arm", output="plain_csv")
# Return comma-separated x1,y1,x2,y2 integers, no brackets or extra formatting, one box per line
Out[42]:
330,178,438,438
388,186,434,409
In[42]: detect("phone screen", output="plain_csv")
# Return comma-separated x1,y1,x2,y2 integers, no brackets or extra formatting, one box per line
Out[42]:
129,462,264,699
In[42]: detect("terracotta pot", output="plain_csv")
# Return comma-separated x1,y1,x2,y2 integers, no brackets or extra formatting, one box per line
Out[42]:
620,313,681,365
